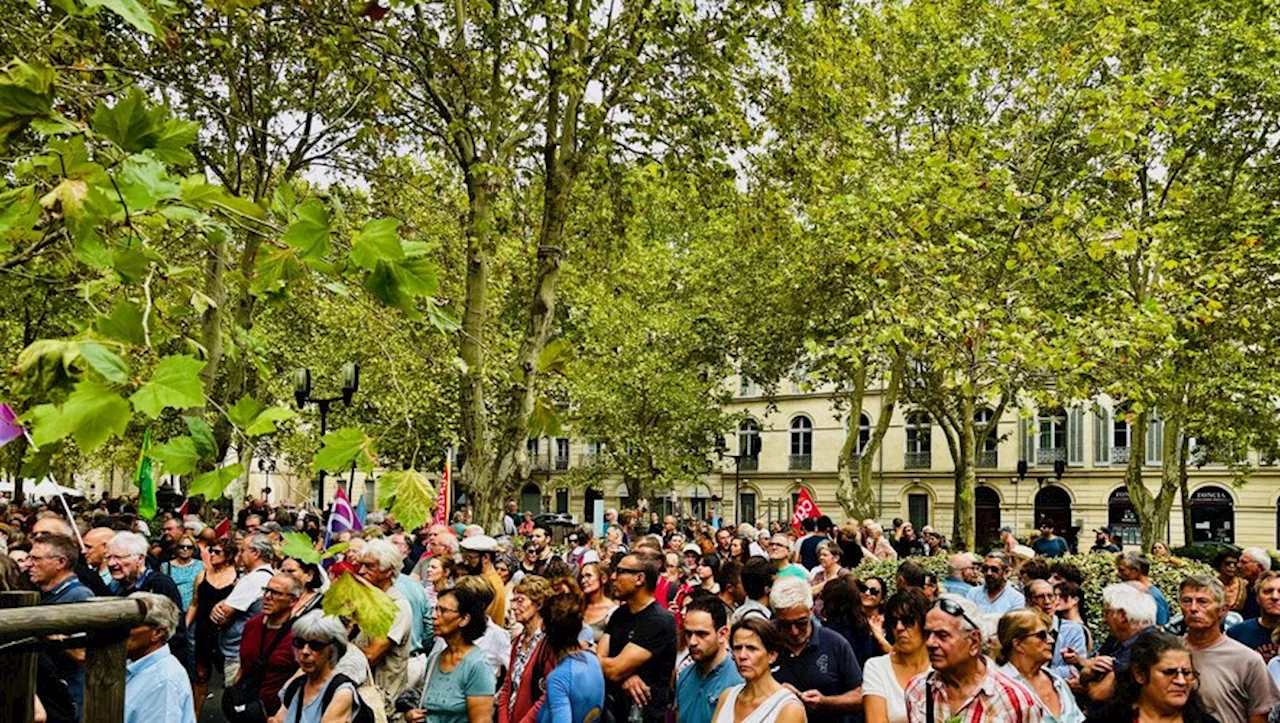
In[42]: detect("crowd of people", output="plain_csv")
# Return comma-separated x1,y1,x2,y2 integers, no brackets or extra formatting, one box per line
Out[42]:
4,494,1280,723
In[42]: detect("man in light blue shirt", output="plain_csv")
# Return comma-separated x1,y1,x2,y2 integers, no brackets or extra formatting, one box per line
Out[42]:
676,595,744,723
1026,578,1088,678
124,592,196,723
967,552,1025,615
942,553,981,597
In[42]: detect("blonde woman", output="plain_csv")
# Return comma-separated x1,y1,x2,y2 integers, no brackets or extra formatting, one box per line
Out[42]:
996,609,1084,723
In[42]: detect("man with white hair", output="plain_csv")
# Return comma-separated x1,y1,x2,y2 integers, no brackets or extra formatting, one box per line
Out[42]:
211,532,275,682
1239,548,1272,621
1079,581,1158,705
1180,574,1279,723
354,538,415,717
124,592,196,723
108,531,190,671
904,594,1039,723
769,575,863,718
942,553,979,596
409,523,457,581
388,533,428,653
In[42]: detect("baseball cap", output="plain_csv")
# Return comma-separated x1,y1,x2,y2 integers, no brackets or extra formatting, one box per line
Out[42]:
460,535,498,553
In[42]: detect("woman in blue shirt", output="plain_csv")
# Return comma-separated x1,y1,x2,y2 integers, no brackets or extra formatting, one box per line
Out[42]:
539,592,605,723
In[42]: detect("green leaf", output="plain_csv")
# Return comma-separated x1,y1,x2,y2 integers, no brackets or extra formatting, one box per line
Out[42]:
94,301,146,346
349,218,403,270
322,571,400,639
0,59,55,145
376,469,435,532
537,338,574,376
26,379,130,451
183,415,217,458
116,153,181,211
187,463,244,500
151,436,200,475
227,396,263,429
130,355,206,418
150,119,199,165
282,531,322,564
112,247,151,282
251,246,301,295
83,0,162,35
282,199,330,259
78,342,129,385
91,90,164,151
364,261,420,318
245,406,295,436
312,426,376,474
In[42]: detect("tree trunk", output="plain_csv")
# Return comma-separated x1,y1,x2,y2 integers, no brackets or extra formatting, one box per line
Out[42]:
838,353,905,520
953,395,977,551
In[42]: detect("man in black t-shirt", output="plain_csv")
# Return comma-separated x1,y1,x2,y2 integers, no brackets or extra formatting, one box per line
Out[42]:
599,549,677,723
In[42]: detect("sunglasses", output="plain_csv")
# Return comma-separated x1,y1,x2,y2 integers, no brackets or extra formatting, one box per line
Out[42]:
1157,667,1200,681
858,584,883,596
982,565,1004,573
775,616,810,631
932,598,982,632
614,566,644,575
291,638,332,650
209,548,224,554
177,545,195,550
1020,629,1058,643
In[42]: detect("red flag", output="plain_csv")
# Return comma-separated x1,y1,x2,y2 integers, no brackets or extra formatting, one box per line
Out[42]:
433,449,451,526
214,518,231,538
176,498,189,517
790,488,822,532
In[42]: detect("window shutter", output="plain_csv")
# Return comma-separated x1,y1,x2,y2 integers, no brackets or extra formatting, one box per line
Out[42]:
1146,416,1164,465
1094,408,1110,465
1020,417,1033,465
1069,405,1084,465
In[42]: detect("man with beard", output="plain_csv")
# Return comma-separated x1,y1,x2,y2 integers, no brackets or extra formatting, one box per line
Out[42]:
966,551,1025,615
460,534,507,626
599,549,677,723
527,524,559,574
675,593,742,723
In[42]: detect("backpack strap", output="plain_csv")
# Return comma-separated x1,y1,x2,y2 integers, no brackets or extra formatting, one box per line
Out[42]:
282,675,306,710
321,673,357,714
924,671,936,723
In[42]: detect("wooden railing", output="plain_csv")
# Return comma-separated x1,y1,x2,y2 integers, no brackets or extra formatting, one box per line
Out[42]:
0,592,147,723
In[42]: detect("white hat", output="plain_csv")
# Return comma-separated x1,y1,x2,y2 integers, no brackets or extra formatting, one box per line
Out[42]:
460,535,498,553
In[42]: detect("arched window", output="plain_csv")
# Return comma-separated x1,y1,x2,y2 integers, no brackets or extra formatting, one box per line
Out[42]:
738,419,760,471
905,412,931,469
975,407,998,467
1037,408,1068,464
789,416,812,470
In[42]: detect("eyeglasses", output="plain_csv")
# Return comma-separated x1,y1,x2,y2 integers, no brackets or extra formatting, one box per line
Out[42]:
982,565,1004,573
1020,629,1058,643
27,554,62,562
433,606,460,616
263,589,298,599
210,548,224,555
932,598,982,632
291,638,332,651
775,616,811,631
1030,592,1058,601
1157,667,1200,681
858,584,883,596
613,566,644,575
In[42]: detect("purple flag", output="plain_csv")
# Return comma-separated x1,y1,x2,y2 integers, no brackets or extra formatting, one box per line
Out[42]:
327,486,363,535
0,404,23,448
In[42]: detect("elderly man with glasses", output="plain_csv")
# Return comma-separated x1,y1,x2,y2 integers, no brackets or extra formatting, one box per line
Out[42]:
109,531,191,673
124,592,196,723
769,575,863,721
354,538,416,719
25,532,95,717
227,573,301,720
211,532,276,682
905,594,1040,723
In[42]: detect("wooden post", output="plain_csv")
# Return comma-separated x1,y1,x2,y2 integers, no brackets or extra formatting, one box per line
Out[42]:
0,590,39,723
82,634,128,723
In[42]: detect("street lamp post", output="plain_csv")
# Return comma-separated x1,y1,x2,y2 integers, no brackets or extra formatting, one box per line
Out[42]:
294,363,360,508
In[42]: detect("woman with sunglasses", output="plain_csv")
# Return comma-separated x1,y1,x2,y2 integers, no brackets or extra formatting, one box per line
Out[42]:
864,589,931,723
710,617,804,723
1085,630,1218,723
860,576,889,645
274,612,364,723
187,536,237,719
997,609,1084,723
819,576,880,667
1214,550,1247,612
164,534,204,612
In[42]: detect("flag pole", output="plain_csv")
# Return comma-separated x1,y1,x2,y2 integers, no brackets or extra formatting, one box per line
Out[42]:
55,487,85,549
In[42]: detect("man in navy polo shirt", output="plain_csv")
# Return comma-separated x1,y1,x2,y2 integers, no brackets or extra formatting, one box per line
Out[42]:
27,533,94,717
769,576,863,721
677,593,743,723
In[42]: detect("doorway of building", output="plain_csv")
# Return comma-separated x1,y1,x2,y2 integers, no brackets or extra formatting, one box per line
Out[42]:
1191,486,1234,543
1108,488,1140,546
1034,485,1075,552
976,486,1001,550
520,483,541,516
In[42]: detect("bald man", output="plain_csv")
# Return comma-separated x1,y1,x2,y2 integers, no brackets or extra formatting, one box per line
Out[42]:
33,515,111,596
942,553,980,596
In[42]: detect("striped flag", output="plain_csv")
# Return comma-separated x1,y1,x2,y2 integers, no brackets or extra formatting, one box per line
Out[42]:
0,403,24,448
433,448,452,526
328,486,363,536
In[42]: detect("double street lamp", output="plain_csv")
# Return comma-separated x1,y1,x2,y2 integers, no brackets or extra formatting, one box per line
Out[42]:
294,363,360,507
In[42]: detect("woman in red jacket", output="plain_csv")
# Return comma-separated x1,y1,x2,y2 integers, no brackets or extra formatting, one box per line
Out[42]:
498,574,556,723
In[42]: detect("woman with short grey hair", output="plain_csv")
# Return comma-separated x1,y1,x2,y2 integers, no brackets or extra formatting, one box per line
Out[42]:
274,612,363,723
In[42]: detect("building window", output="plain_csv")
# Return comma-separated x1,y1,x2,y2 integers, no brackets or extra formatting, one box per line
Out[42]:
905,412,931,469
739,492,757,525
975,407,997,468
856,413,871,457
1037,408,1068,464
584,488,602,523
555,488,569,514
527,437,539,457
739,375,757,397
583,441,602,467
738,419,760,471
555,438,570,470
789,416,812,470
1108,487,1141,546
520,483,541,515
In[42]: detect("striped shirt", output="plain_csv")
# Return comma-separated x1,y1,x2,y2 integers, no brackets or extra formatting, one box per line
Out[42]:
904,657,1042,723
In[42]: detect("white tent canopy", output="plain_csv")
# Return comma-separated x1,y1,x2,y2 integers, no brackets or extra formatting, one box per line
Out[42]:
0,478,84,498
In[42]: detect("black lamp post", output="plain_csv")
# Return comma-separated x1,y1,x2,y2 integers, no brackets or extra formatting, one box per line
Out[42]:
294,362,359,507
258,458,276,504
718,435,761,527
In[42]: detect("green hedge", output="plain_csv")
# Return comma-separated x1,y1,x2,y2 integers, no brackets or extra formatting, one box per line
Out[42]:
853,552,1213,641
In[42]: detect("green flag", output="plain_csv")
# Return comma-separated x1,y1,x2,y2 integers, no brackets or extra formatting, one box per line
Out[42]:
135,428,156,520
